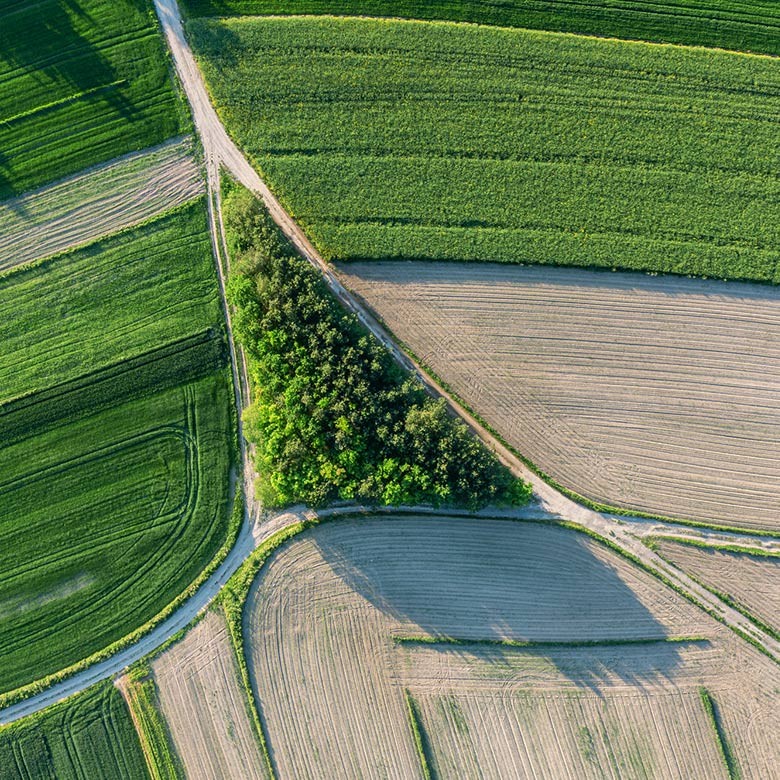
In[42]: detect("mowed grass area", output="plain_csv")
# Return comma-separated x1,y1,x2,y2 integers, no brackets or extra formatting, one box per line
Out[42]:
182,0,780,56
0,372,234,696
0,0,186,198
192,17,780,284
0,682,149,780
0,199,220,403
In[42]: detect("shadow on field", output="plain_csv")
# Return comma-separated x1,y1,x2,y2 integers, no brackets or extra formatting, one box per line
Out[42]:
340,260,780,303
313,517,693,691
0,0,136,195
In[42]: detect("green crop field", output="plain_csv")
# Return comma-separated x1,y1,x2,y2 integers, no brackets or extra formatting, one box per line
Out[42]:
0,371,233,696
0,682,149,780
0,0,187,199
191,16,780,283
182,0,780,56
0,199,221,402
0,195,236,696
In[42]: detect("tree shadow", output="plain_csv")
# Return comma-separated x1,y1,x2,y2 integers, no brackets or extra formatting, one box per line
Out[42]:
312,516,696,691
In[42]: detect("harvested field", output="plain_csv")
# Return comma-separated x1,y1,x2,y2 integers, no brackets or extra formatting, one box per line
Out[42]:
0,681,148,780
181,0,780,56
339,263,780,532
153,610,268,780
245,516,778,778
655,539,780,637
0,138,203,272
414,689,727,779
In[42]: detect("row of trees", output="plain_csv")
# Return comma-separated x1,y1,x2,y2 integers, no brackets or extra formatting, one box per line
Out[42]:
224,181,531,509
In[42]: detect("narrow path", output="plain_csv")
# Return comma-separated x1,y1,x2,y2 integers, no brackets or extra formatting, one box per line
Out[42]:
1,0,775,728
152,0,779,662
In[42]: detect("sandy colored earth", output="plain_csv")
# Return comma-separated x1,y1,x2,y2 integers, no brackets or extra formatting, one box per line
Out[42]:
339,263,780,532
245,516,778,779
0,137,203,272
152,609,268,780
655,540,780,637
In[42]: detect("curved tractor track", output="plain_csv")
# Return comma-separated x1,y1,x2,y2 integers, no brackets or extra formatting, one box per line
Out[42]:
151,0,779,662
0,0,775,729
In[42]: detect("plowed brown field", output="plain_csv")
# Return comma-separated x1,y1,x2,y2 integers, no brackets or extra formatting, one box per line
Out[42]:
655,540,780,637
245,516,778,779
152,610,268,780
339,263,780,531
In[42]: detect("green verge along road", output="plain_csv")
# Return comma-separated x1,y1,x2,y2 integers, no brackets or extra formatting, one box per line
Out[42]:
1,0,776,729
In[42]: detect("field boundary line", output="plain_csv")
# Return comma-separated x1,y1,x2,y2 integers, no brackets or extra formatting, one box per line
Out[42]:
700,688,741,780
404,689,434,780
151,0,780,664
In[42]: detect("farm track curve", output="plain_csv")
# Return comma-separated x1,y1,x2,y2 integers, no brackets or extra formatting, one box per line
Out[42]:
0,137,203,273
1,0,777,728
151,0,780,661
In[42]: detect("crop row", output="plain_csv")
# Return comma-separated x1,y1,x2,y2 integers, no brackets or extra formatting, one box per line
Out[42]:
192,17,780,282
0,681,147,780
0,372,234,697
182,0,780,56
0,198,221,402
0,328,227,447
0,0,187,198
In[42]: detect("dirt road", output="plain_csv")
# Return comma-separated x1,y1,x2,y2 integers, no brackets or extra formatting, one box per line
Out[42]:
1,0,775,728
152,0,780,663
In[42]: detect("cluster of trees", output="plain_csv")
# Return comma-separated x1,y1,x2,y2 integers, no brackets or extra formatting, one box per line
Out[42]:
224,183,531,509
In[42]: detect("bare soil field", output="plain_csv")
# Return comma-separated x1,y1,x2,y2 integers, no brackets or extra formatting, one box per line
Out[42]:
414,689,726,779
339,263,780,532
0,137,203,273
245,515,778,779
655,540,780,637
152,609,267,780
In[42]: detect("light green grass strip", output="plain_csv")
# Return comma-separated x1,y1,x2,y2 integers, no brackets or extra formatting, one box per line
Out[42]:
1,80,126,126
700,688,740,780
125,666,184,780
404,690,434,780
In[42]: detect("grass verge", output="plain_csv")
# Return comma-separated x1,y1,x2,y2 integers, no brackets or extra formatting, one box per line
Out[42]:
218,515,315,779
404,689,434,780
124,665,184,780
700,688,741,780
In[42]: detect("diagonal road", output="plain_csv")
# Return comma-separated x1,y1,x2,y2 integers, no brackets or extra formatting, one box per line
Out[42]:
151,0,780,662
1,0,776,729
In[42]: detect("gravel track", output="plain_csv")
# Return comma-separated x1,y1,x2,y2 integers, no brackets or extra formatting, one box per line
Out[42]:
339,262,780,532
152,610,268,780
245,516,777,778
655,540,780,637
0,137,203,273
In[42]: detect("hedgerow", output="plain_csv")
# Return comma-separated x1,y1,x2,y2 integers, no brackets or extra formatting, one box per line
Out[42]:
223,181,530,509
192,17,780,284
182,0,780,57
